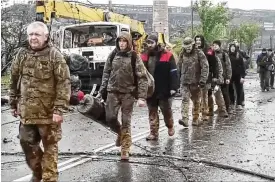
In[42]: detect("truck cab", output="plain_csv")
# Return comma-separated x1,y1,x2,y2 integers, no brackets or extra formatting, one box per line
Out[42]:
56,22,131,94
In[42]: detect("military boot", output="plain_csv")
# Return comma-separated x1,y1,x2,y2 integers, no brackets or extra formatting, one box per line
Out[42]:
30,176,41,182
120,129,131,161
121,150,129,161
207,108,214,116
218,110,229,118
201,104,209,120
178,119,188,127
146,133,158,140
168,127,175,136
201,115,209,121
192,115,200,126
227,107,233,114
192,118,200,126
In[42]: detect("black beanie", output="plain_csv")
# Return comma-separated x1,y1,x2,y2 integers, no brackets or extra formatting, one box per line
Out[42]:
213,40,221,47
146,34,158,43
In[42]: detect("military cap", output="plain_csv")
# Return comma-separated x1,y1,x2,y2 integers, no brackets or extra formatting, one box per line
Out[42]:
182,37,195,48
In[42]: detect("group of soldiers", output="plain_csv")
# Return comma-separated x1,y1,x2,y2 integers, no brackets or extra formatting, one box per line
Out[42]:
256,48,275,91
96,33,251,162
9,20,252,181
177,36,250,127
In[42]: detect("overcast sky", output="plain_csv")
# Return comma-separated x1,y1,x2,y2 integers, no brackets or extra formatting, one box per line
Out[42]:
88,0,275,10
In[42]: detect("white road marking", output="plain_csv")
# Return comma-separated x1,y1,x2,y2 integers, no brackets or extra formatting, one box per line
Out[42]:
13,123,169,182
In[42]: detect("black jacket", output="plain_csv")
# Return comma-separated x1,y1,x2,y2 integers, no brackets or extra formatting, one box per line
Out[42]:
229,46,246,78
141,48,178,99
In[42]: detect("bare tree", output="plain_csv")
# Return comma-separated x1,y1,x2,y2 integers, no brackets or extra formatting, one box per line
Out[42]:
1,4,35,75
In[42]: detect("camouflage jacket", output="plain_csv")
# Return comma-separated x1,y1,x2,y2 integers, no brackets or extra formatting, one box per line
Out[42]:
99,32,148,99
178,49,209,85
9,45,71,124
215,56,224,85
215,50,232,80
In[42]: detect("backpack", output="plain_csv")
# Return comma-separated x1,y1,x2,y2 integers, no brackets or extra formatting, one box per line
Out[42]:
107,49,155,99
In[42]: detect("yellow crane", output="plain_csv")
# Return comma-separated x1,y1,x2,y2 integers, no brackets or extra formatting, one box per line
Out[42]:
36,0,150,52
35,0,169,51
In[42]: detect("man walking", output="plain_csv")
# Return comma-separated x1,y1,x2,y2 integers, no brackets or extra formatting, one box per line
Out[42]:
9,21,71,182
97,32,148,160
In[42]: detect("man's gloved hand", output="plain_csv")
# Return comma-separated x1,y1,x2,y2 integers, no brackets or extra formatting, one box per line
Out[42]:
199,82,205,88
170,90,176,96
212,78,218,83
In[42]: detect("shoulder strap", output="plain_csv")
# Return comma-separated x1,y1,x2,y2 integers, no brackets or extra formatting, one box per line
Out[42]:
49,46,58,63
17,48,27,74
131,51,138,87
109,48,118,65
16,48,27,91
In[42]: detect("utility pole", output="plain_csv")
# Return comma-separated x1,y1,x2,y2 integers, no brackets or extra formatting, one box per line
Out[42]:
108,0,112,12
191,0,194,38
270,35,273,49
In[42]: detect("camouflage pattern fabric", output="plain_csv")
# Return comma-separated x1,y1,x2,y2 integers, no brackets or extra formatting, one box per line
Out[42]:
200,84,211,119
214,88,227,113
178,49,209,85
19,123,62,181
105,92,135,152
207,89,214,115
9,45,71,124
147,98,174,137
181,85,201,122
215,50,232,80
99,32,148,100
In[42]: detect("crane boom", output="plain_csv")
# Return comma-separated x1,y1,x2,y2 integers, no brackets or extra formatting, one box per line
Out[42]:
35,0,145,36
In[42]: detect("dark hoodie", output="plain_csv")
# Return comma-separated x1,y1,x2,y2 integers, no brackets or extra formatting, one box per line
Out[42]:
257,49,273,72
228,44,246,78
194,35,218,83
99,32,148,99
235,44,250,69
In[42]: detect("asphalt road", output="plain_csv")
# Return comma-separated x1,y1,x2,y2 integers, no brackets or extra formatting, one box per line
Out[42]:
2,72,275,181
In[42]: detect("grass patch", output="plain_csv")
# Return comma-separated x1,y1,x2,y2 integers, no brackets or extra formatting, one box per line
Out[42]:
1,74,10,89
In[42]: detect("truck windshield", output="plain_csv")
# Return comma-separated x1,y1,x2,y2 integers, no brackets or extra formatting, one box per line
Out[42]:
63,24,117,48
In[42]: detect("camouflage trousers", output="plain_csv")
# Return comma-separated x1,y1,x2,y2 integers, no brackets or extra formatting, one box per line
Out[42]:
105,92,135,152
259,70,271,90
19,123,62,182
208,87,227,113
200,84,211,117
147,97,174,137
181,85,201,121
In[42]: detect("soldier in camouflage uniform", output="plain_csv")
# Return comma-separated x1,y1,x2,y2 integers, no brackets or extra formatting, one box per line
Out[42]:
97,32,148,160
178,37,209,126
195,35,226,118
140,33,178,140
9,22,71,182
213,40,232,114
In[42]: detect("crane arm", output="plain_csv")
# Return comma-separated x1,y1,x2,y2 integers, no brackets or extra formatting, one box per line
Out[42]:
35,0,145,35
36,0,105,23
